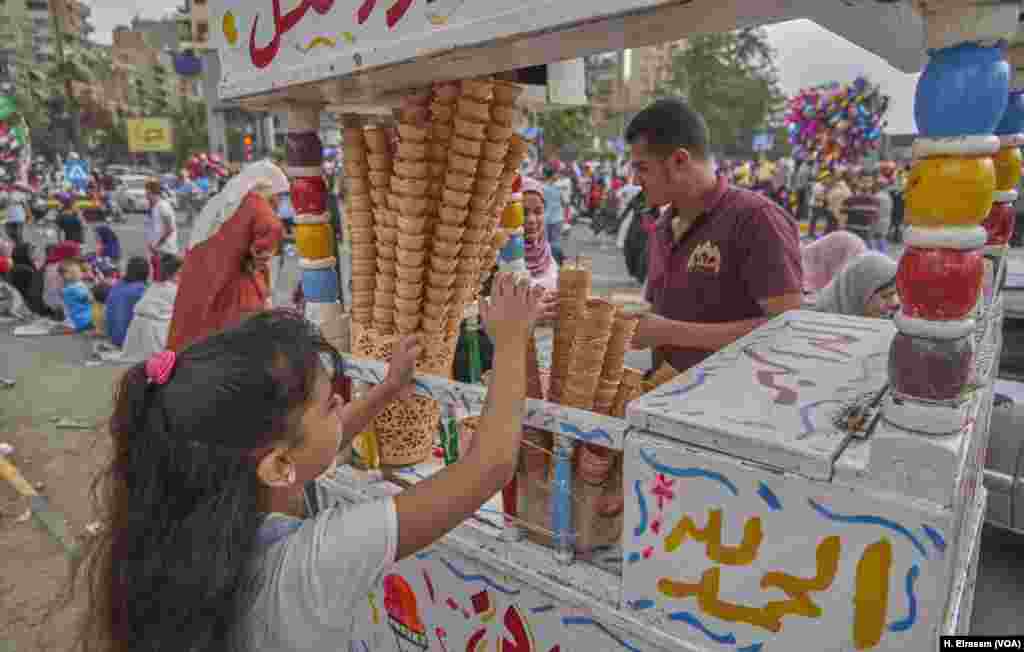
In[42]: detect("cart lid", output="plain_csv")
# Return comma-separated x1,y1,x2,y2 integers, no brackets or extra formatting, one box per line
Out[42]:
627,310,894,480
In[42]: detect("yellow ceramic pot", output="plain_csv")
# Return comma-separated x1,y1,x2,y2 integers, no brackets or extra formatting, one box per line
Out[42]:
904,155,996,227
295,222,335,260
502,201,525,229
994,145,1023,192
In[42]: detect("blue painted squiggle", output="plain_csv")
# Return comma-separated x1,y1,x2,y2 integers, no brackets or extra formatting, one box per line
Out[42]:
738,644,764,652
563,616,642,652
530,604,556,614
630,599,655,611
439,557,521,595
807,499,928,558
922,525,947,554
634,479,649,537
667,612,737,645
757,482,782,511
560,422,613,444
649,368,708,399
889,564,920,632
639,447,738,495
798,400,844,438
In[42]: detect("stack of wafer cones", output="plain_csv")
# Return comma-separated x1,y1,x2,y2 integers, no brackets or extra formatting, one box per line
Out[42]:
548,259,592,404
644,362,680,394
611,367,646,418
344,127,375,327
526,330,545,401
561,298,619,411
593,312,640,415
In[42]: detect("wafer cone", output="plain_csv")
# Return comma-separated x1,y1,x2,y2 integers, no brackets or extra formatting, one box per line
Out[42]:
448,153,479,176
428,161,446,178
395,264,424,283
367,153,392,171
428,269,456,288
456,97,491,123
432,123,454,142
451,136,484,158
397,232,427,250
454,117,487,140
344,159,369,177
394,159,429,179
376,274,396,293
430,101,455,123
396,247,427,267
348,226,374,246
428,142,448,162
468,193,494,212
420,315,444,332
430,257,459,274
432,239,462,257
435,223,465,243
491,104,516,127
492,80,523,106
351,258,376,275
397,122,429,143
482,140,509,162
369,171,390,188
445,172,476,192
378,258,396,274
646,362,680,393
347,175,369,194
391,176,429,196
439,205,469,226
364,127,389,153
376,242,396,260
370,189,388,208
476,159,504,179
433,81,461,104
463,227,489,243
396,314,421,333
602,313,639,380
351,274,376,293
466,210,491,228
394,297,421,315
397,215,428,235
347,210,374,228
442,188,472,209
351,289,374,308
425,285,452,304
423,301,447,320
395,280,422,300
374,226,397,244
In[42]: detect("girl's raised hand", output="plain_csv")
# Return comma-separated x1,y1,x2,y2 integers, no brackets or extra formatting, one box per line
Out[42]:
479,273,553,341
384,335,423,400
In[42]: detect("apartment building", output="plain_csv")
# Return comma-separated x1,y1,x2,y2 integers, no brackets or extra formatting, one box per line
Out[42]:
588,41,682,128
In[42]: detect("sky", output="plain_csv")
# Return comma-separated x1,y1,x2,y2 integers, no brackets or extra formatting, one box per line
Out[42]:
86,6,919,133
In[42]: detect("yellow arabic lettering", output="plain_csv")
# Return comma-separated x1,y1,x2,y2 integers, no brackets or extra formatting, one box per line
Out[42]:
664,509,764,566
853,538,892,650
657,535,841,633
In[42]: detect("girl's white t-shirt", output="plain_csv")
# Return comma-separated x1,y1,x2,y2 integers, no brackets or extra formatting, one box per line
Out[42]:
234,478,397,651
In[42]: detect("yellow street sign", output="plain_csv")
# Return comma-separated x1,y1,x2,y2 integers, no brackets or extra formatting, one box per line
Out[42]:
127,118,174,153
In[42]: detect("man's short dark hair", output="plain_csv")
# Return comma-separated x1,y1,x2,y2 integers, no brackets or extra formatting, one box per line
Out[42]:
625,97,709,159
124,256,150,283
159,253,183,280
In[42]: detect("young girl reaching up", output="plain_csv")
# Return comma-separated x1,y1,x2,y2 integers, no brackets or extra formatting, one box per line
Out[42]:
72,272,551,652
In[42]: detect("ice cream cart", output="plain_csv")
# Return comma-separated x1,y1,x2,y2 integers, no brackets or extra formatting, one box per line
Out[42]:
208,1,1021,649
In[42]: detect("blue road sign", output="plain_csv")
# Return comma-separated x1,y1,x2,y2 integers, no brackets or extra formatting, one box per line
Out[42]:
64,159,90,191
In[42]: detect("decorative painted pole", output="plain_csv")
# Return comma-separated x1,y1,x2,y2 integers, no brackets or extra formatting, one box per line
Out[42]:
883,6,1015,437
287,105,347,356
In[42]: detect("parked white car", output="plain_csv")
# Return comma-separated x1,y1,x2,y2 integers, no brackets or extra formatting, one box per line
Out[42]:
113,175,150,213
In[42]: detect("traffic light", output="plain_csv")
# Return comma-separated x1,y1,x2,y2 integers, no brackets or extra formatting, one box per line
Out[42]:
243,134,254,161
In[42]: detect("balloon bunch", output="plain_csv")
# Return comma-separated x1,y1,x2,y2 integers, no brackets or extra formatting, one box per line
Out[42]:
0,114,30,185
785,76,890,171
187,152,229,180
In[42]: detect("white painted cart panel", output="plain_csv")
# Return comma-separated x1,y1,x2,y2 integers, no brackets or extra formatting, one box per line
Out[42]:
628,311,894,480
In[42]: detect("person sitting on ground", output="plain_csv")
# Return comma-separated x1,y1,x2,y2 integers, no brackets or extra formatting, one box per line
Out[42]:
801,231,868,294
70,276,550,651
167,160,287,351
94,223,122,266
813,251,900,319
91,283,111,337
56,196,85,244
105,256,150,348
59,258,93,332
120,253,183,363
10,242,45,316
43,241,82,320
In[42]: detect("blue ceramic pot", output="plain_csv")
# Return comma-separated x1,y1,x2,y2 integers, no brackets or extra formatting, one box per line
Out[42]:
301,268,340,303
914,43,1010,137
995,89,1024,135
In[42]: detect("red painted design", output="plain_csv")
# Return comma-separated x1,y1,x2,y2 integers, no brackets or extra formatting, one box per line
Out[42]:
743,348,799,405
422,569,436,603
466,628,487,652
446,597,459,611
356,0,377,23
386,0,415,28
472,590,492,616
500,605,533,652
250,0,338,69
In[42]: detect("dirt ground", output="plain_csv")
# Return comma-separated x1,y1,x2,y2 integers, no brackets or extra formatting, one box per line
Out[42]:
1,332,122,652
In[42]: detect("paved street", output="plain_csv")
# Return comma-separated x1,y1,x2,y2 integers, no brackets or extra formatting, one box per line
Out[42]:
3,214,1024,644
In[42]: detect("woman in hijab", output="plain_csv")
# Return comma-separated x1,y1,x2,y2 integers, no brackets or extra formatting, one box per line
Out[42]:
801,231,867,293
42,241,82,319
814,252,901,319
167,160,287,352
519,177,560,291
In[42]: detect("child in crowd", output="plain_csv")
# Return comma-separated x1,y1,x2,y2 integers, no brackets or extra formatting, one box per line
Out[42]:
44,242,82,320
801,231,867,294
120,253,182,362
104,256,150,347
59,258,93,332
91,284,110,337
813,251,900,319
71,274,550,651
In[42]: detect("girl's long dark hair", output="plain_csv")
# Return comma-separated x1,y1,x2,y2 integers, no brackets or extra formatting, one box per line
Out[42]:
68,310,338,652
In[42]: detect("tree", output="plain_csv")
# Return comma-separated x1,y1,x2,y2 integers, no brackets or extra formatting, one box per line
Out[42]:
655,28,785,158
171,98,209,167
535,106,591,159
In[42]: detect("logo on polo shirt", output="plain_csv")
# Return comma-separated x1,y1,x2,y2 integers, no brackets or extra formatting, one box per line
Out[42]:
688,241,721,275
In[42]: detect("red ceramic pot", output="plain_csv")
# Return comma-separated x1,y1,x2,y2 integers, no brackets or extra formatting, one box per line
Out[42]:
896,247,984,321
983,201,1016,245
888,333,973,402
291,176,328,215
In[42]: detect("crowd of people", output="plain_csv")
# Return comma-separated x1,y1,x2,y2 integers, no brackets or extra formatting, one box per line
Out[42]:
0,93,935,652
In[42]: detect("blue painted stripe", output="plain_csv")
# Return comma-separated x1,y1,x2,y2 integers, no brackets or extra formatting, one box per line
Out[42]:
563,617,642,652
638,447,738,495
634,479,649,537
530,604,556,614
738,644,764,652
438,557,520,595
889,564,920,632
626,552,642,563
807,499,928,558
629,599,656,611
921,525,947,554
560,422,614,444
757,482,782,511
667,612,737,645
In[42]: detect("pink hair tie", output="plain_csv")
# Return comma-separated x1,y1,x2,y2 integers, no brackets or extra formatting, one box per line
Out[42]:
145,351,177,385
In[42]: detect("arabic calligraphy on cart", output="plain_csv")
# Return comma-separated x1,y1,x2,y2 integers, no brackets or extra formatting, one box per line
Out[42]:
657,509,898,650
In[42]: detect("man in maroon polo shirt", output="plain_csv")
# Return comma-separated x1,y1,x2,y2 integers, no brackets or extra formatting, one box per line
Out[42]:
626,98,803,372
